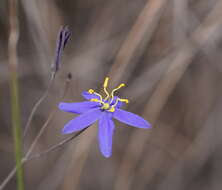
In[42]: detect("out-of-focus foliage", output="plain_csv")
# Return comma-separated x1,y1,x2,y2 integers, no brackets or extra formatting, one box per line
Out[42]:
1,0,222,190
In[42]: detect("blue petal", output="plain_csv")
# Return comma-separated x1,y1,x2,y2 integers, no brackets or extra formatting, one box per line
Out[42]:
62,108,102,134
98,113,115,158
59,101,100,114
113,109,151,129
82,91,100,100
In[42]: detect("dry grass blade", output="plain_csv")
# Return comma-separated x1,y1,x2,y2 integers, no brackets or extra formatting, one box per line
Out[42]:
157,98,222,190
107,0,170,87
23,77,54,138
113,1,222,190
25,127,89,162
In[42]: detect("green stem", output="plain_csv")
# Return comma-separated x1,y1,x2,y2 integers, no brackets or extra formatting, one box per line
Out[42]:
8,0,24,189
10,71,24,190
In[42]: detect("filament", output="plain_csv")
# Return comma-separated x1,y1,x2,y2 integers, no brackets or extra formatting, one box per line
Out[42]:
108,98,129,112
88,89,102,101
93,92,103,101
110,83,125,103
103,77,110,100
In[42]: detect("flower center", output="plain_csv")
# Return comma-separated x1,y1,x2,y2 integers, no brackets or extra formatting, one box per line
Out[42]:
88,77,129,112
102,103,110,110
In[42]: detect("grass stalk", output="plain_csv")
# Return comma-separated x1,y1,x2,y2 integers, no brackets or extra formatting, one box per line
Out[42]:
9,71,24,190
8,0,24,189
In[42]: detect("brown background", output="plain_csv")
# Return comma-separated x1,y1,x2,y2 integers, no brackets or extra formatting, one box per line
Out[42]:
1,0,222,189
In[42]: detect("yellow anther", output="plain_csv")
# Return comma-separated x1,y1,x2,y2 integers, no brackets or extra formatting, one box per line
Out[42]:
111,97,129,109
103,77,109,88
112,83,125,94
88,89,94,94
118,83,125,88
110,83,126,103
108,107,115,112
90,98,99,102
119,98,129,103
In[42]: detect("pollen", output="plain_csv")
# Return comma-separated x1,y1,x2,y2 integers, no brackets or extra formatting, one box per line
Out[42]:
88,89,94,94
91,98,99,102
108,107,115,112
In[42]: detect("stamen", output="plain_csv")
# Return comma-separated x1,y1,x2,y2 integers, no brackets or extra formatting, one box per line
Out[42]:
88,78,129,113
108,97,129,112
119,98,129,103
94,92,103,101
103,77,110,100
88,89,102,100
110,83,125,103
91,98,110,110
91,98,105,105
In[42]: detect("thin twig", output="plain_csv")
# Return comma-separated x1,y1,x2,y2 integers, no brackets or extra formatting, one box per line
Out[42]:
24,75,71,159
0,127,87,190
23,75,54,138
0,110,56,190
25,127,88,162
0,76,70,190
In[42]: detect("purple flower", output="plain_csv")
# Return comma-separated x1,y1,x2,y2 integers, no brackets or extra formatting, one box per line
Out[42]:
59,77,151,157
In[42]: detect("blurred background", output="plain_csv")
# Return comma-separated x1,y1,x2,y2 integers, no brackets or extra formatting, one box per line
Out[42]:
1,0,222,189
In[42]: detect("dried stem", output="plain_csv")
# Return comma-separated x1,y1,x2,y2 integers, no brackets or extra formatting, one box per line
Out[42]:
25,127,88,162
23,75,54,138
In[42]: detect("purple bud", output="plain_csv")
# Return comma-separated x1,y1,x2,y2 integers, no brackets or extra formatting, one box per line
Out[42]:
53,26,71,73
